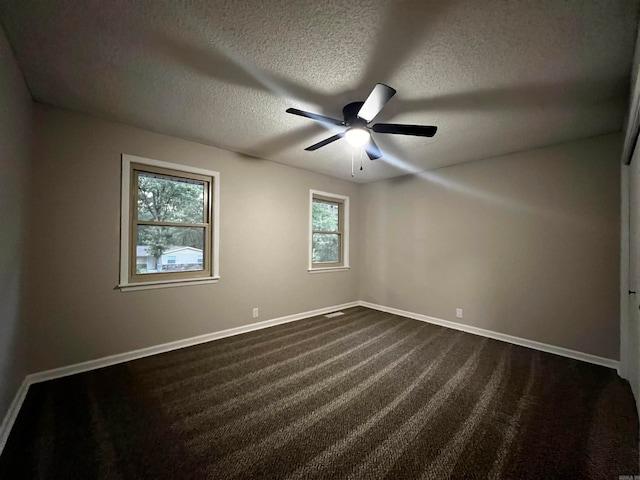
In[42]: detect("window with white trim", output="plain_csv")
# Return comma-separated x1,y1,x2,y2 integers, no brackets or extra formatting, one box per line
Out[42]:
119,154,220,291
309,190,350,272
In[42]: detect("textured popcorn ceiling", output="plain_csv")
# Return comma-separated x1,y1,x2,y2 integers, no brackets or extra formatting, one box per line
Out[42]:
0,1,638,182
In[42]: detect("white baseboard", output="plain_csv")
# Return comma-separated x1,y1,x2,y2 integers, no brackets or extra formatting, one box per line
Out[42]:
0,378,29,453
1,299,620,456
0,301,357,455
359,301,620,370
28,301,359,385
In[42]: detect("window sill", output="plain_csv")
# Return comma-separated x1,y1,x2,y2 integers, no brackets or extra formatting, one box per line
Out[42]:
308,266,351,274
118,276,220,292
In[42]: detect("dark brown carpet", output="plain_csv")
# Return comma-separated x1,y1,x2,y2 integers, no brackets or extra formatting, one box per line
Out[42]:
1,307,638,479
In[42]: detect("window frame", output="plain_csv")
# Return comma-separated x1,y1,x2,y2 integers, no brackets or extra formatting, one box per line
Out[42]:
309,189,350,273
119,154,220,291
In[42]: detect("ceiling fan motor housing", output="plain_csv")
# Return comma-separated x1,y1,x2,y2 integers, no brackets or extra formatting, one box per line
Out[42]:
343,101,367,127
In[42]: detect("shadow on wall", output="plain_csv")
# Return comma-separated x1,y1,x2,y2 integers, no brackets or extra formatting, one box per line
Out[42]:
0,265,27,419
360,135,620,358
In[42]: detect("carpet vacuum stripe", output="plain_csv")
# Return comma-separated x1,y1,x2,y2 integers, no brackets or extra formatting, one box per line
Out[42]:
152,312,378,395
177,319,417,433
284,331,464,480
0,307,637,479
487,351,538,479
188,323,436,449
204,342,426,478
419,346,511,479
135,310,344,373
145,309,372,378
160,316,396,411
346,338,489,479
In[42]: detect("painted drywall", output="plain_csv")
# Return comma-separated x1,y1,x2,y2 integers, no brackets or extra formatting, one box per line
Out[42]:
18,104,625,371
360,134,621,360
0,25,31,420
26,104,360,373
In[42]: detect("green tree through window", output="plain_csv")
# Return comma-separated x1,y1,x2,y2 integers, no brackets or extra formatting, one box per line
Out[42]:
311,191,349,268
137,173,206,269
132,166,210,276
119,154,219,290
312,199,341,263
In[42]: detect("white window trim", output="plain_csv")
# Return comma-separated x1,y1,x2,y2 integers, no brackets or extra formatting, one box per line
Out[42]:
308,189,350,273
118,154,220,292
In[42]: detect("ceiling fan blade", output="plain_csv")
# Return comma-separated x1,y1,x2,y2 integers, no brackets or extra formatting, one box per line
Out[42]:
372,123,437,137
286,108,344,126
357,83,397,123
365,137,382,160
304,133,345,151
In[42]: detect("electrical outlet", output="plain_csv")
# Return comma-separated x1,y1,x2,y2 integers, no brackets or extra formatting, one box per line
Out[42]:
456,308,463,319
253,307,259,318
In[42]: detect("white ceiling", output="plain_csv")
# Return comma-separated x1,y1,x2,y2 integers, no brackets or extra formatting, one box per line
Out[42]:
1,0,638,182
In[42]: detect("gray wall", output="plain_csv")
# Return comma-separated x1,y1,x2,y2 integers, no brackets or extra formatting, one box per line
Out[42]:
26,104,361,373
360,134,621,360
0,26,31,420
22,107,625,371
4,95,625,383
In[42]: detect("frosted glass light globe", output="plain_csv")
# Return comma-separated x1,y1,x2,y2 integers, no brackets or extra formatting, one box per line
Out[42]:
344,128,370,147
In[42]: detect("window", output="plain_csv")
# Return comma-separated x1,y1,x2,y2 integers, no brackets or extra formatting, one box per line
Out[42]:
309,190,350,272
119,154,220,291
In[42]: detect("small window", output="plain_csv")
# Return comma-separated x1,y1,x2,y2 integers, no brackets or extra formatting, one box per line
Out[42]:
119,154,220,291
309,190,349,272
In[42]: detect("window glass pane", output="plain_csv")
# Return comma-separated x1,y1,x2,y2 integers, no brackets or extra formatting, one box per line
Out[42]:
137,172,205,223
136,225,205,274
312,200,339,232
312,233,341,263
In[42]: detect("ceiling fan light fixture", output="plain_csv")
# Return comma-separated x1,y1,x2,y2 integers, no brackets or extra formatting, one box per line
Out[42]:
286,83,437,160
344,127,370,147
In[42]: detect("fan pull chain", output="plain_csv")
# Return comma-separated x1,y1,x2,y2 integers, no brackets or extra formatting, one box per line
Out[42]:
351,148,354,177
360,148,364,171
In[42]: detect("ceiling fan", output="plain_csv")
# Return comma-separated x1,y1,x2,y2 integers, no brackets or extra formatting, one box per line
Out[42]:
286,83,437,160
